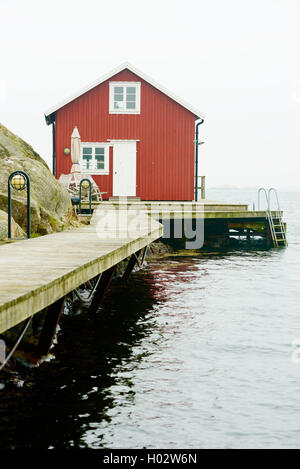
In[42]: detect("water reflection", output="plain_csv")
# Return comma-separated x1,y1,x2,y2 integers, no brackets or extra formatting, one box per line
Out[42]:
0,271,165,448
0,248,285,449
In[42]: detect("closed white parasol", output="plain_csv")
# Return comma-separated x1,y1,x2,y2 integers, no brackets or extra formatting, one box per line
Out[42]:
71,126,81,173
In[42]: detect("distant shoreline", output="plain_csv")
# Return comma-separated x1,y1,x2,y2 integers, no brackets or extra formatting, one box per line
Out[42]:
207,186,300,191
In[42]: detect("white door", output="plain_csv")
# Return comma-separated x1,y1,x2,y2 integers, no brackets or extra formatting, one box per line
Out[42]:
113,142,136,196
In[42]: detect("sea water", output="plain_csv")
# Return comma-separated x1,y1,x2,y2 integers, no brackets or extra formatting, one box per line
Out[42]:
0,188,299,449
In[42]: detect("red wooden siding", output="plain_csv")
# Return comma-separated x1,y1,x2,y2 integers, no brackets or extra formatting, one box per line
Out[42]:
55,69,196,200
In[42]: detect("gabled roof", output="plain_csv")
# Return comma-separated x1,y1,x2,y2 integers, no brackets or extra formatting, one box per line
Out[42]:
44,62,205,124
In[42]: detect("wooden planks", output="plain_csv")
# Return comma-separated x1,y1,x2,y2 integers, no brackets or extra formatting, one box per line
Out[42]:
0,209,163,333
95,200,250,213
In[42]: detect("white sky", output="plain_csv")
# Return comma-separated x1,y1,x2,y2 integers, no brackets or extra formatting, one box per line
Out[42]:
1,0,300,188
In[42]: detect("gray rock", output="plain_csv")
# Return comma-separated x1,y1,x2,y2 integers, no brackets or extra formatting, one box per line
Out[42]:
0,122,47,166
0,209,25,240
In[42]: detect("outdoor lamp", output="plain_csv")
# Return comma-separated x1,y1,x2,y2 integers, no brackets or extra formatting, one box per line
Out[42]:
11,173,27,190
64,147,70,156
81,180,90,189
8,170,31,239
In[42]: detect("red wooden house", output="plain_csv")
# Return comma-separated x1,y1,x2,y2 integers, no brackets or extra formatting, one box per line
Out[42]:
45,63,205,201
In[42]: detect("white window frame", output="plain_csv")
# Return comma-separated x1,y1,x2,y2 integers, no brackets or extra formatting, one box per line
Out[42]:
109,81,141,114
80,142,110,175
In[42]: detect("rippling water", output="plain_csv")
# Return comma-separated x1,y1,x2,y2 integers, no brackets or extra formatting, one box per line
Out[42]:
1,188,300,449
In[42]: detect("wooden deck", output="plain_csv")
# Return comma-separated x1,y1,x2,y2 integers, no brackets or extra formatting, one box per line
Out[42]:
87,199,250,213
89,199,274,221
91,199,283,248
0,208,163,334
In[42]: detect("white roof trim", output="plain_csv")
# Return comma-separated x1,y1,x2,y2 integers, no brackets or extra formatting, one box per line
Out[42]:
44,62,205,120
107,139,140,142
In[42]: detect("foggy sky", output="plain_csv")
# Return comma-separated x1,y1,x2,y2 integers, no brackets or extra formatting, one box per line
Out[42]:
1,0,300,188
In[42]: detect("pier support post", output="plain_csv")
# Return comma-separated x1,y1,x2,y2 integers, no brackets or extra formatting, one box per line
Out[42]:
200,176,206,200
140,245,148,265
36,296,65,357
89,265,117,314
224,221,230,246
123,249,142,281
266,220,273,248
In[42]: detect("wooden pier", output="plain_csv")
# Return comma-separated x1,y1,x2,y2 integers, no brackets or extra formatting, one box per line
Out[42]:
0,208,163,336
0,198,286,347
91,199,285,248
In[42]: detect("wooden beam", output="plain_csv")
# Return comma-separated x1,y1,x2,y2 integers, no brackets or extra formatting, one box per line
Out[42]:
36,297,65,357
88,266,116,314
123,249,142,281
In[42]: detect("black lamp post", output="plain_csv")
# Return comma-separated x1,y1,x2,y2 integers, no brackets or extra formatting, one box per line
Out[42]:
79,178,92,215
8,171,31,239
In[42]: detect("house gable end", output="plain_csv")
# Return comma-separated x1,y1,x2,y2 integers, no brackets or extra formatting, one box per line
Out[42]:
45,63,205,123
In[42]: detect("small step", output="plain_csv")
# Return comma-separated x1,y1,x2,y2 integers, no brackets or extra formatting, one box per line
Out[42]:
109,196,141,202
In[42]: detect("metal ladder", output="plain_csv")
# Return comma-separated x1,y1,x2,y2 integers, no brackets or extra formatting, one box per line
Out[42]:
258,188,287,247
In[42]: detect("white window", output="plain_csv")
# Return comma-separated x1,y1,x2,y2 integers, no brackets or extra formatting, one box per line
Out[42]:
109,82,141,114
80,143,110,174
